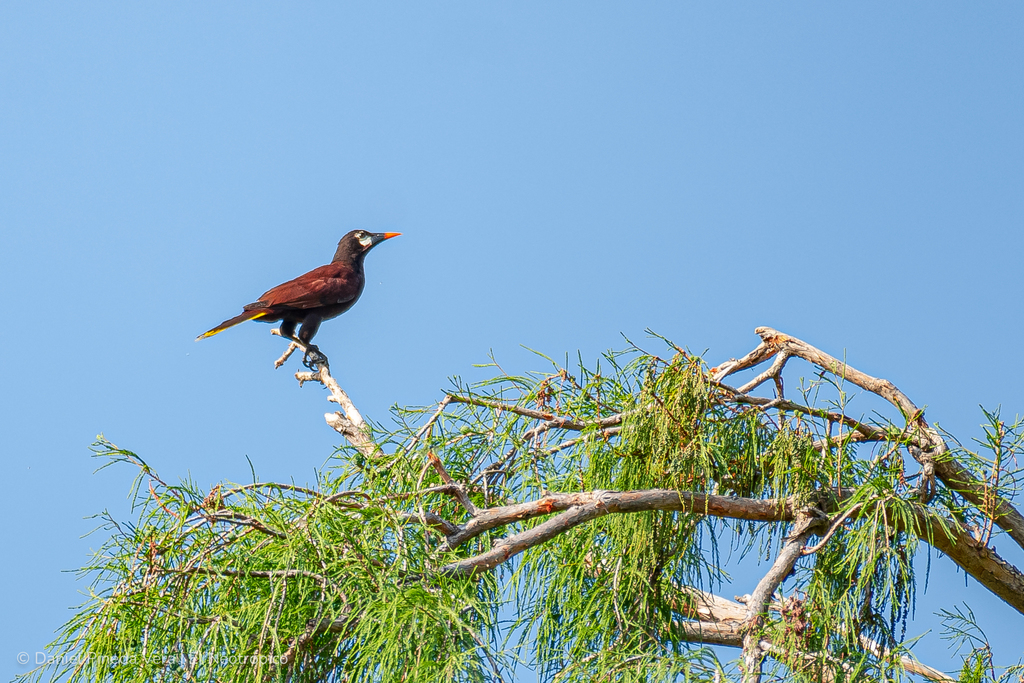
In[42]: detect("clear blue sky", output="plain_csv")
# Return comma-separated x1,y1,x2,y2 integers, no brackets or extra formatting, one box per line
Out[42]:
2,2,1022,679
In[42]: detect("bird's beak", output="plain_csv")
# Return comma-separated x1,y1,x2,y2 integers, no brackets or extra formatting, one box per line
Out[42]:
370,232,401,247
366,232,401,249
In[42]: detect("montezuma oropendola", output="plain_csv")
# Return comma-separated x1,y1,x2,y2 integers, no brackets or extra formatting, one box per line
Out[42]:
196,230,400,364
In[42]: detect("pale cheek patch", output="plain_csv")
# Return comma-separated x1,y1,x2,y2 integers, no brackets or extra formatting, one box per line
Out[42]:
358,235,373,248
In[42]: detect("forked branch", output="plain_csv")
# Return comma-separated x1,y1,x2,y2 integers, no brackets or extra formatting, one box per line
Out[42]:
713,327,1024,552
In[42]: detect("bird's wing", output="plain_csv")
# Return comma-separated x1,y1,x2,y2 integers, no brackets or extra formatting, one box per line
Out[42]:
257,264,361,310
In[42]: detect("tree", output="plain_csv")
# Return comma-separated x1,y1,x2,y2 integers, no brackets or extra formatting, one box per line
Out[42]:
21,327,1024,682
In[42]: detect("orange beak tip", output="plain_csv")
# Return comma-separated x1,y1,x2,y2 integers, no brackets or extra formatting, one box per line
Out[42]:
383,232,402,240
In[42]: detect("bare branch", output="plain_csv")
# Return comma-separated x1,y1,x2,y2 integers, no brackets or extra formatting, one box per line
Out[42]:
716,327,1024,553
710,339,780,383
268,329,378,458
735,350,790,396
441,489,797,551
438,489,797,575
432,485,1024,616
670,588,955,682
288,361,376,458
273,340,301,369
741,510,828,682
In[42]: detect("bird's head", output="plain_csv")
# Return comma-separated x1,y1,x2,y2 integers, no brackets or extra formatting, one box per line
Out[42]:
333,230,401,263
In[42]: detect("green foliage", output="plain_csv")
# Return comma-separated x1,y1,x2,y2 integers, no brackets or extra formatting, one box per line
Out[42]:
938,605,1024,683
21,340,1024,682
37,440,503,683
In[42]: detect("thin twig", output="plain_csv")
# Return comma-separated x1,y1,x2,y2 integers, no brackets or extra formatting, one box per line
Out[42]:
156,566,326,584
401,396,453,457
545,426,622,455
428,451,478,516
802,504,863,556
273,340,301,368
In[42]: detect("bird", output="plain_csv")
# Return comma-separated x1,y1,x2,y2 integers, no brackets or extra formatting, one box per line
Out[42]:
196,230,400,365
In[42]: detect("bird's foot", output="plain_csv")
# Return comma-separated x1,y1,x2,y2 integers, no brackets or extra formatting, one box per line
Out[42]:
302,344,329,370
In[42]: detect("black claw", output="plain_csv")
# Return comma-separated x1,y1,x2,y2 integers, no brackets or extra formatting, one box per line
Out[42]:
302,344,329,370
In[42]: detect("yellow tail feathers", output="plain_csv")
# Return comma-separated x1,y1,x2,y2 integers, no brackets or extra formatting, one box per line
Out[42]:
195,311,267,341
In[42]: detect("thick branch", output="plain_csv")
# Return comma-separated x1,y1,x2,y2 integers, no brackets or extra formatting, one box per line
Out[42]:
904,505,1024,614
291,364,377,459
439,489,796,554
672,589,954,682
434,487,1024,615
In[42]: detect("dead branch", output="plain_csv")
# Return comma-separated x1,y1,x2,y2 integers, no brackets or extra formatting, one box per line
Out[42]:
291,366,376,459
713,327,1024,552
268,329,377,458
273,340,301,369
735,350,790,397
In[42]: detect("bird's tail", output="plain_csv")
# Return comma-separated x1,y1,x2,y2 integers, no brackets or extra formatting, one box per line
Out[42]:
195,309,268,341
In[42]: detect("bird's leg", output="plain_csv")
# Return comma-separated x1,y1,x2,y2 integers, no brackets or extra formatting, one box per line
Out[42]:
271,320,328,369
278,320,297,341
297,316,328,370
